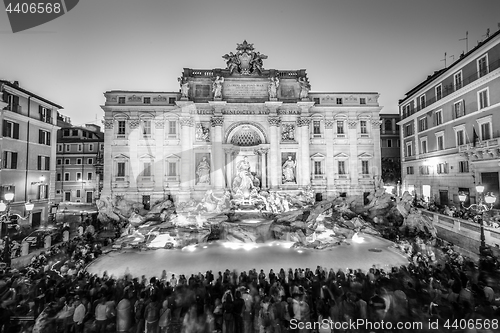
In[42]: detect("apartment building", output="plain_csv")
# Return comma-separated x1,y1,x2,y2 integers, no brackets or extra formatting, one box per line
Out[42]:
399,28,500,207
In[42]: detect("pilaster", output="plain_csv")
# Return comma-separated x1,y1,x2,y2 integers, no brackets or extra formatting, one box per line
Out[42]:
372,119,382,178
324,119,335,198
154,119,165,193
348,119,359,187
101,119,114,198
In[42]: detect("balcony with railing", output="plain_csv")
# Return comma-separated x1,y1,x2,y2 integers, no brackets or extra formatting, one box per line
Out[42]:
3,104,21,113
402,58,500,119
459,135,500,160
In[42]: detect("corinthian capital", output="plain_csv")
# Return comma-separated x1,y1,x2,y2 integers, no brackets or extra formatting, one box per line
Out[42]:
371,119,382,128
268,116,281,127
348,120,358,129
297,117,311,127
210,115,224,127
179,117,194,127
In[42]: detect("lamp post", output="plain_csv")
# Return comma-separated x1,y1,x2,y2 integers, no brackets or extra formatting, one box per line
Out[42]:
458,184,496,255
0,192,15,239
0,193,35,239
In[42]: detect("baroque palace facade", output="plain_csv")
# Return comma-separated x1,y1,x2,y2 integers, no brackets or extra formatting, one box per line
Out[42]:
101,41,382,205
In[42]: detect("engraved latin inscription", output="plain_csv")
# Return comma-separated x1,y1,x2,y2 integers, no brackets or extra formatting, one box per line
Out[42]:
223,82,268,98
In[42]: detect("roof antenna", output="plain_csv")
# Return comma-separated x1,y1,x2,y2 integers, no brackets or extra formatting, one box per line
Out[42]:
459,31,468,53
440,52,447,68
449,54,455,63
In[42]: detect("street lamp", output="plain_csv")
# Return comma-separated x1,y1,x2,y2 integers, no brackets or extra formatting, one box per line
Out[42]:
0,193,36,238
0,192,14,238
458,184,497,255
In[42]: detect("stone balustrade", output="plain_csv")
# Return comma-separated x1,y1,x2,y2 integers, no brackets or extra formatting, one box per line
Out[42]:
421,209,500,255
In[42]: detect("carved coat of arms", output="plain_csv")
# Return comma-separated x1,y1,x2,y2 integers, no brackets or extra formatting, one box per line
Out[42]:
222,40,268,75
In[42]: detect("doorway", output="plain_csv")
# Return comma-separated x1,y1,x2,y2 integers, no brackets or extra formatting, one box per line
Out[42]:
439,190,449,206
86,191,93,203
481,172,500,208
142,195,151,210
31,212,41,229
422,185,431,202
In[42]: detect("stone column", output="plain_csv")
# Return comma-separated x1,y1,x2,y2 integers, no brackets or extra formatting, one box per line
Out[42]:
224,149,233,189
179,117,193,191
348,119,359,191
324,119,335,198
371,119,382,179
268,116,281,189
256,148,269,189
211,116,225,190
298,117,311,186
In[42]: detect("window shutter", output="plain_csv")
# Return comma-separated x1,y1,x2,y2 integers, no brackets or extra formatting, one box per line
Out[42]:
37,155,42,170
47,132,51,145
13,95,19,106
2,151,7,168
13,123,19,139
2,120,6,137
39,105,43,119
2,91,8,102
11,152,17,169
39,130,43,144
45,157,50,170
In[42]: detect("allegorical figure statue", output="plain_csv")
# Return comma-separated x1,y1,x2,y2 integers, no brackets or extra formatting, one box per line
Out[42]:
298,77,310,100
237,156,253,190
268,77,280,99
212,76,224,99
282,155,296,183
196,156,211,184
178,77,190,98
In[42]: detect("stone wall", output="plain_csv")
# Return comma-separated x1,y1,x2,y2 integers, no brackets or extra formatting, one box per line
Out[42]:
422,210,500,256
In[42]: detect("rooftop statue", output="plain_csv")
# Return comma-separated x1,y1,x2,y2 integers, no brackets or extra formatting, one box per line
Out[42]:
298,77,311,99
268,77,280,99
222,40,268,75
178,77,190,99
212,76,224,99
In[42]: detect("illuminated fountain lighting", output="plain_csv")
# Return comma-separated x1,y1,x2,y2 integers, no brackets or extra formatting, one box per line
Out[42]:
147,234,178,248
182,244,197,252
352,232,365,244
222,242,258,251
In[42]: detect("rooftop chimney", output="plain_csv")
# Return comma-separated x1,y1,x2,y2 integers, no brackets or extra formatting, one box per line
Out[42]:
13,81,19,86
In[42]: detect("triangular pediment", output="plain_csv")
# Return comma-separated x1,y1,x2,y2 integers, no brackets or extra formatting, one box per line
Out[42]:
113,154,129,160
165,154,180,160
358,152,373,159
334,152,349,159
139,153,155,160
311,153,325,159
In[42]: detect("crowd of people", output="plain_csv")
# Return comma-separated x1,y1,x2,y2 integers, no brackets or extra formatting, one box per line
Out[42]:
0,230,498,333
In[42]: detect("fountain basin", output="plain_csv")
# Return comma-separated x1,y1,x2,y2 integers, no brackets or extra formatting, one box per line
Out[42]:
86,233,407,279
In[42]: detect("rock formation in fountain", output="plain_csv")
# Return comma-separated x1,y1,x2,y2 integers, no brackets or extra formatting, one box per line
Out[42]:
399,208,437,238
98,185,439,251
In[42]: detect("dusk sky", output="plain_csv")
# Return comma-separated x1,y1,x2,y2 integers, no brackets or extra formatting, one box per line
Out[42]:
1,0,500,127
